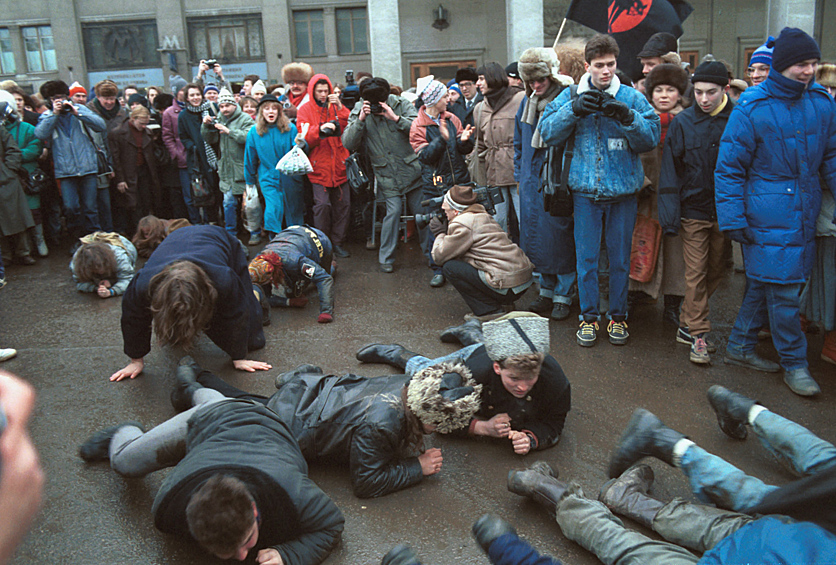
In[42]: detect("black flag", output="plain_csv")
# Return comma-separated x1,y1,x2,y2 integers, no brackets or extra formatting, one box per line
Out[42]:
566,0,694,80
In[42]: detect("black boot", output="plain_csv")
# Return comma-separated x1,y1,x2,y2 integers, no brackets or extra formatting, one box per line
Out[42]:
275,363,323,389
608,408,687,478
663,295,683,326
439,319,484,346
355,343,418,370
707,385,757,440
381,545,421,565
507,461,567,514
598,464,664,529
79,421,145,462
170,356,204,413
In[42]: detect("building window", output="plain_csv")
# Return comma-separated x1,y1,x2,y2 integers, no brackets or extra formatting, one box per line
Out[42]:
82,21,159,71
0,29,15,75
410,61,477,87
22,26,56,73
293,10,326,58
188,15,264,63
336,8,368,55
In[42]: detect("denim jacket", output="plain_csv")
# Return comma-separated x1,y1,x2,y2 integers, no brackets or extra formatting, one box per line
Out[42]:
34,104,106,179
538,73,660,201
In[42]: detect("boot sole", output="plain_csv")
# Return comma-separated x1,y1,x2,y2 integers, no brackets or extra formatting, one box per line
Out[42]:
577,336,596,347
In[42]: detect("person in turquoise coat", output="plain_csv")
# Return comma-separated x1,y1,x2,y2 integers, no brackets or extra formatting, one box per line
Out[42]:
244,95,305,236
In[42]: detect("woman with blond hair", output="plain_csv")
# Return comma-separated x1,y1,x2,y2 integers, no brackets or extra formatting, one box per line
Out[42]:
244,95,305,238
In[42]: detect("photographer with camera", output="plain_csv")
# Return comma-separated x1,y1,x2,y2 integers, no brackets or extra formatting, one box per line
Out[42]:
430,184,534,318
193,59,229,91
410,76,474,287
35,80,108,241
342,77,424,273
297,74,352,258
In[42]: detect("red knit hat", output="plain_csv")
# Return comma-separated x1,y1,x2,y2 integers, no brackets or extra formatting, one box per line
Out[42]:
69,81,87,97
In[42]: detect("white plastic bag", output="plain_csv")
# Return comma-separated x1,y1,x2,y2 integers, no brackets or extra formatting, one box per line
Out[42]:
243,184,262,233
276,123,313,176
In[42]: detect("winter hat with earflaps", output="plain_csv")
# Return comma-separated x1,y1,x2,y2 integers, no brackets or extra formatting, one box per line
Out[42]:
482,312,550,361
407,363,482,433
518,47,574,96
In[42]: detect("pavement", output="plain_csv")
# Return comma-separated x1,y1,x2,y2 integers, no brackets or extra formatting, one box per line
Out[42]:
1,234,834,565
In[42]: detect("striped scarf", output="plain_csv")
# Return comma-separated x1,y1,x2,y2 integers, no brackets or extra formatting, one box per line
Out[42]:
187,102,218,170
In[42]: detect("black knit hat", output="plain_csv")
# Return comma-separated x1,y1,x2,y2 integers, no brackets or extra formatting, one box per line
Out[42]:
645,63,689,95
691,61,730,87
637,33,678,58
39,80,69,100
771,27,820,72
456,67,478,83
505,62,520,79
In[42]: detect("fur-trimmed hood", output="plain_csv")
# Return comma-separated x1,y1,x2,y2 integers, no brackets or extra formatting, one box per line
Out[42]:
407,362,481,434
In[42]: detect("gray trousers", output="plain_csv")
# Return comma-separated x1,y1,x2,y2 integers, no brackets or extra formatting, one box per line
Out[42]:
379,188,425,265
108,388,226,478
556,494,753,565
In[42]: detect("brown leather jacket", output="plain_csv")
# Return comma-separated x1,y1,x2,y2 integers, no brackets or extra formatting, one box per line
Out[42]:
431,204,533,288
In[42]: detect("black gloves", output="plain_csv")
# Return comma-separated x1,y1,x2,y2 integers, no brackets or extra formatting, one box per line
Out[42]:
428,215,448,237
472,514,517,553
725,228,755,245
572,91,605,117
601,98,633,125
381,545,422,565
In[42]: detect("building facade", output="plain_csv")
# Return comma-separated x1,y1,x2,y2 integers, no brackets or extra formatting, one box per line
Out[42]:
0,0,831,96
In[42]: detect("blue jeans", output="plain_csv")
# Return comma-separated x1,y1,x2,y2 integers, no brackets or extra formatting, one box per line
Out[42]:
679,409,836,512
221,192,259,237
539,272,576,305
573,195,637,321
97,186,113,232
0,251,4,280
178,168,202,224
727,278,807,370
60,174,100,236
405,344,481,376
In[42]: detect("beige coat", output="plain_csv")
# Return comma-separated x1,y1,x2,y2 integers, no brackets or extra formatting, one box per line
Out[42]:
476,88,526,187
432,204,533,289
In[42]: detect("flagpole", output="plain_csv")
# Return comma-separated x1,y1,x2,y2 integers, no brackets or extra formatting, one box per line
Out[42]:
553,18,568,48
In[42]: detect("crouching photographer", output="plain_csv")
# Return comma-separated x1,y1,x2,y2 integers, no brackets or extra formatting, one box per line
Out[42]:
431,185,534,319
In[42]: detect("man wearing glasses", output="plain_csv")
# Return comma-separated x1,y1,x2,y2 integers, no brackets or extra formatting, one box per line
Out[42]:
747,38,773,86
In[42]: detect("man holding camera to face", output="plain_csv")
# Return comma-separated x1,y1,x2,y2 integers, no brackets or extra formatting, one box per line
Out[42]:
342,77,424,273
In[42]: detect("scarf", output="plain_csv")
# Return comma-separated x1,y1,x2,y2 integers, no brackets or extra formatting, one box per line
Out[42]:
521,82,562,149
484,85,513,112
187,102,218,170
92,99,122,121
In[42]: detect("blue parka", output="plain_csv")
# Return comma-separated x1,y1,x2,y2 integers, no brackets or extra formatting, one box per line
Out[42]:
34,104,106,179
715,70,836,284
514,94,575,276
538,74,660,201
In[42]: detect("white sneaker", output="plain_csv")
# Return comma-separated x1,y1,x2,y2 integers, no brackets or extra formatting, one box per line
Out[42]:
0,348,17,362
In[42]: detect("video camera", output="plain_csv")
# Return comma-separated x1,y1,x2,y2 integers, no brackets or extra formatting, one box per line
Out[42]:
414,183,506,229
341,69,361,111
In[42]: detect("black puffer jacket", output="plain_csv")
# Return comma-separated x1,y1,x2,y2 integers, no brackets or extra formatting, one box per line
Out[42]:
267,373,425,499
409,108,474,198
658,99,734,232
152,399,344,565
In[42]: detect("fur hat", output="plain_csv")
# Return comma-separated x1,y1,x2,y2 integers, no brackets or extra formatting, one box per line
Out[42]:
407,362,482,434
40,80,69,100
444,184,479,211
482,312,550,361
816,63,836,88
518,47,574,96
645,63,689,96
637,32,678,58
456,67,478,83
359,77,390,103
69,81,87,97
94,79,118,98
217,87,236,105
250,80,267,96
282,62,314,84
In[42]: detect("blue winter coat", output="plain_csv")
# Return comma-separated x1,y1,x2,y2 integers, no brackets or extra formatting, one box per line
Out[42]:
538,74,660,201
34,105,106,178
244,123,300,193
487,532,562,565
514,95,575,276
715,70,836,284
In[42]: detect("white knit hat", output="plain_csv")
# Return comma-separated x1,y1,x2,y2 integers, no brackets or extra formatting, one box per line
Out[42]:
416,75,448,107
217,87,236,105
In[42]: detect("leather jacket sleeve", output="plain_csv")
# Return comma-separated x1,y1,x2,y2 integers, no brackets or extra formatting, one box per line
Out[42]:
349,423,424,498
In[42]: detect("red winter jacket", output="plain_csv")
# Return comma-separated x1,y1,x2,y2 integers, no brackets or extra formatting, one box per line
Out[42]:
296,74,350,187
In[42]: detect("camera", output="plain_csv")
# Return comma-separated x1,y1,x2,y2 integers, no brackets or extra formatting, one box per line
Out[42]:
369,102,384,115
204,59,218,68
345,70,355,85
59,102,74,115
341,70,361,110
320,119,342,138
421,183,506,216
414,211,445,230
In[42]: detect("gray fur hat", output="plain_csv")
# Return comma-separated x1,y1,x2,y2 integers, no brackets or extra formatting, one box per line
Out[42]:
407,362,482,434
482,312,550,361
518,48,574,96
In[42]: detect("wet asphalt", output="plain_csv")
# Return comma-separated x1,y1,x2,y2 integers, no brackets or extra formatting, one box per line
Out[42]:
1,234,834,565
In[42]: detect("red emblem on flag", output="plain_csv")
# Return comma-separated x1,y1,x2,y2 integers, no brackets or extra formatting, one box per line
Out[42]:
609,0,652,33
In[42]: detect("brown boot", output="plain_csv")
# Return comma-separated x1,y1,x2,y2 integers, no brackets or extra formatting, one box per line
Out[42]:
598,464,664,529
507,461,567,514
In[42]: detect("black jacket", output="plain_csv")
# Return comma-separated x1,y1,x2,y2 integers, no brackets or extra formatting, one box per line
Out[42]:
750,462,836,535
267,373,425,498
121,225,261,361
448,92,484,129
152,399,344,565
462,346,571,450
411,110,473,198
658,98,734,232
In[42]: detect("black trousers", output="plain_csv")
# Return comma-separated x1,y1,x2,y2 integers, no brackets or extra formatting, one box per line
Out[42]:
442,259,524,316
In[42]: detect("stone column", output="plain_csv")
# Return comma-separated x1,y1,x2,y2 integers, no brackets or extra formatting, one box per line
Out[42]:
48,0,85,82
367,0,403,84
154,0,188,92
262,0,293,82
766,0,816,35
506,0,544,62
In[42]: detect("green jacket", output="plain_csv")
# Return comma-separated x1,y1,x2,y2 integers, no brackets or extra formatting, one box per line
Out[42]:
342,94,421,199
201,106,254,194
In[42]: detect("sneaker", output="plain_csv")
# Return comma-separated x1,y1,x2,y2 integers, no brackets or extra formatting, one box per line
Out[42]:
247,233,262,246
690,336,710,364
0,348,17,362
607,320,629,345
577,320,598,347
676,327,717,353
